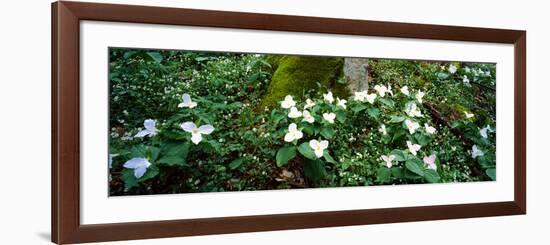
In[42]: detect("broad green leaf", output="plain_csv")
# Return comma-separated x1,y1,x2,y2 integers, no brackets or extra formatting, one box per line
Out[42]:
229,157,245,170
391,167,405,179
336,110,346,123
146,146,161,161
130,145,146,158
121,169,138,190
367,108,380,119
486,168,496,180
323,151,337,164
139,165,159,181
303,159,326,182
320,127,335,139
414,134,431,146
389,115,405,123
378,98,395,108
389,149,406,161
146,52,163,63
157,155,186,166
276,146,297,167
205,140,222,153
405,158,425,177
351,103,367,113
377,167,391,183
298,142,317,160
423,169,441,183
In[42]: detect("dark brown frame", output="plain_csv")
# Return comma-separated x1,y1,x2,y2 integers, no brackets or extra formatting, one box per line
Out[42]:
52,1,526,244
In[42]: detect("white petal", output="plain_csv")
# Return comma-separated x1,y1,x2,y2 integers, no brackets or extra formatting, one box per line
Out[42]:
288,123,297,132
314,149,324,158
320,140,329,149
180,122,197,132
309,140,319,149
123,157,149,169
134,130,149,138
182,93,192,104
143,119,156,130
295,130,303,140
284,133,294,142
191,132,202,145
134,166,147,178
198,124,215,134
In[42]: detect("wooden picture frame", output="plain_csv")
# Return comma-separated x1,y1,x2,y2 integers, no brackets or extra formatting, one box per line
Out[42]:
51,1,526,244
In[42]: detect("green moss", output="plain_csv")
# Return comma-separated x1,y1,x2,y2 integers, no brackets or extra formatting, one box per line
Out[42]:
260,55,347,109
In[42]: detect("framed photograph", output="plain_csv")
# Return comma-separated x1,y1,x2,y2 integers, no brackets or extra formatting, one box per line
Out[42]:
52,1,526,244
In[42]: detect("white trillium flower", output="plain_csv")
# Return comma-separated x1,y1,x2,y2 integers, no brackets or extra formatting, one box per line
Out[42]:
471,145,484,158
463,75,471,86
479,125,491,138
423,154,437,170
416,91,425,103
302,110,315,123
284,123,303,142
304,99,316,109
407,141,421,156
366,93,377,104
448,64,457,74
381,154,396,168
323,112,336,124
281,95,296,109
374,84,388,97
405,119,420,134
379,124,387,135
405,103,422,117
354,91,368,102
288,106,303,118
323,91,335,103
135,119,159,138
425,123,436,134
123,157,151,178
400,86,410,96
464,111,474,119
336,97,347,109
178,93,197,108
309,139,329,158
180,122,215,145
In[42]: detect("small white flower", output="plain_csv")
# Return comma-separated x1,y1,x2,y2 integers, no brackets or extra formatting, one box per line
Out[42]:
464,111,474,119
323,112,336,124
336,97,347,109
405,103,422,117
288,106,303,118
416,91,425,103
400,86,410,96
309,139,329,158
323,91,335,103
407,141,421,156
485,70,491,77
405,119,420,134
387,84,394,96
281,95,296,109
178,93,197,108
284,123,303,142
381,154,395,168
379,124,387,135
463,75,471,86
354,91,368,102
465,67,471,73
448,64,457,74
302,110,315,123
123,157,151,178
471,145,484,158
480,125,491,138
304,99,316,109
423,154,437,170
180,122,215,145
366,93,377,104
425,123,436,134
374,84,388,97
135,119,158,138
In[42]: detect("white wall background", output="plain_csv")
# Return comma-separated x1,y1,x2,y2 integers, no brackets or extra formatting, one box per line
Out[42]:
0,0,547,244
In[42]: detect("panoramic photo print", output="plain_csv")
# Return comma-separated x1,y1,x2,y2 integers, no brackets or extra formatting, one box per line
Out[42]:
108,48,496,196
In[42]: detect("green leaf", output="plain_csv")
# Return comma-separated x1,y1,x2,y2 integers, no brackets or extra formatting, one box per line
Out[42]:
405,158,425,177
298,142,317,160
391,167,405,179
146,52,163,63
320,127,335,139
378,98,395,108
123,51,137,59
303,159,326,182
485,168,496,180
157,155,186,166
146,146,161,161
389,149,406,161
229,157,245,170
351,103,367,113
121,169,138,190
414,134,431,146
367,108,380,119
276,146,297,167
130,145,146,158
139,165,159,181
423,169,441,183
377,167,391,183
336,110,346,123
205,140,222,153
323,151,337,164
389,115,405,123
